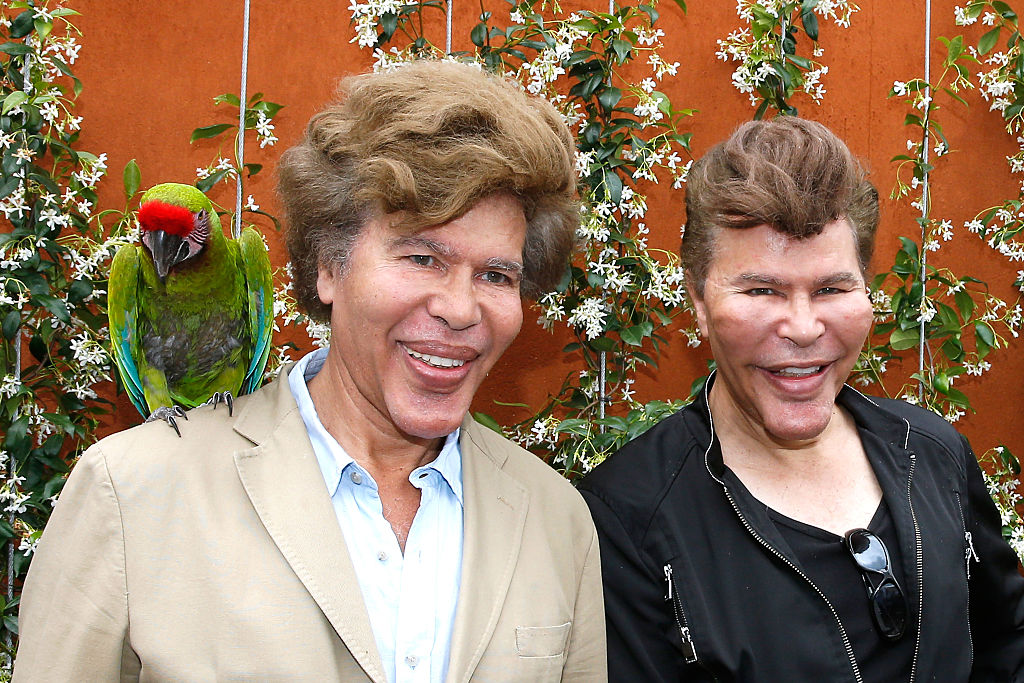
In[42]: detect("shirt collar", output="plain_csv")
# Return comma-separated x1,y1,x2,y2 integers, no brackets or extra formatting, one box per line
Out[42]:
287,347,463,504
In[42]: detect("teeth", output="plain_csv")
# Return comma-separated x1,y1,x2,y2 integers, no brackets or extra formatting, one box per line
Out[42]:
775,366,821,377
405,347,466,369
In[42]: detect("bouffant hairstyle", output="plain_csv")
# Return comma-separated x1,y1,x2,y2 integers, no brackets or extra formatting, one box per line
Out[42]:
682,117,879,296
277,60,579,321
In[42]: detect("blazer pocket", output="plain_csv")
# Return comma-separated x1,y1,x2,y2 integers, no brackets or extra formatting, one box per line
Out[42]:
515,622,572,658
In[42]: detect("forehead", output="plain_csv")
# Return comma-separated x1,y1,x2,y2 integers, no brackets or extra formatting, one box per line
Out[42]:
361,194,527,257
707,220,861,278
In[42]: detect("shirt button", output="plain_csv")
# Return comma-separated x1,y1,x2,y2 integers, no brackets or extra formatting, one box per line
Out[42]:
350,471,363,485
377,551,388,562
405,655,419,668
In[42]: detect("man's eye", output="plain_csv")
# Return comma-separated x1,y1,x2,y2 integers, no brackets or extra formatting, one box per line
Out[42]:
745,288,775,296
481,270,512,285
817,287,843,295
408,254,434,267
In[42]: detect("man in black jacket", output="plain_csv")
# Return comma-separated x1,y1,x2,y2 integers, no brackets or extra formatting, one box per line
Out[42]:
580,117,1024,682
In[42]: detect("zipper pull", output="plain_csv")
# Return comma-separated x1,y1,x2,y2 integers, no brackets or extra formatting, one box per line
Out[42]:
664,563,673,601
680,626,697,662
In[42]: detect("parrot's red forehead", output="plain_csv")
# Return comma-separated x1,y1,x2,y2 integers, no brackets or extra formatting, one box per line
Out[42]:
138,200,194,237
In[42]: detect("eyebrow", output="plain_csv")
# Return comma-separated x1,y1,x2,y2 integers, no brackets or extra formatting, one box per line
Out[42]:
484,257,524,277
737,272,862,287
392,235,456,258
392,236,524,275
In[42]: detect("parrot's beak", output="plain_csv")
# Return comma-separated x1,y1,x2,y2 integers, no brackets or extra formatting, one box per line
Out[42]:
142,230,185,282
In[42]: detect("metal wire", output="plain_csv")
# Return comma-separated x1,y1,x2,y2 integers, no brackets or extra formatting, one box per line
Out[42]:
919,0,932,402
234,0,251,239
446,0,453,54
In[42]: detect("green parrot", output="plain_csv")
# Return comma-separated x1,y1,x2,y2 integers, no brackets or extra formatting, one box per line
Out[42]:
108,183,274,435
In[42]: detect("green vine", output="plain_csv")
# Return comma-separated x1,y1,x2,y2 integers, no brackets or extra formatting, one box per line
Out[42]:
350,0,698,475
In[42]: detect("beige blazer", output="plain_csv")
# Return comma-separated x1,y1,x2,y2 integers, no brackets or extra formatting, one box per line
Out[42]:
14,368,606,682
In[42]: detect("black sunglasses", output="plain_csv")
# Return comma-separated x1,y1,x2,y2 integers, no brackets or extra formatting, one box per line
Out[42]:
843,528,908,641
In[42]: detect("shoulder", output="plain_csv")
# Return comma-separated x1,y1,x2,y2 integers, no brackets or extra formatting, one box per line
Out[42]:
846,389,964,447
843,387,969,470
81,379,285,488
579,401,702,501
461,419,591,518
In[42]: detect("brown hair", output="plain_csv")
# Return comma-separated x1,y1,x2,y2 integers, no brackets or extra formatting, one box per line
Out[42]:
277,59,579,321
682,117,878,296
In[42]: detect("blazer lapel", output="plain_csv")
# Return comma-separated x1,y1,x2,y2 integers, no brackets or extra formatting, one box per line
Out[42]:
446,417,529,683
232,369,386,683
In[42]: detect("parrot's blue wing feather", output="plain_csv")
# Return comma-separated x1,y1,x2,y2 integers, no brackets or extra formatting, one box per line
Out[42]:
108,245,148,416
239,227,274,394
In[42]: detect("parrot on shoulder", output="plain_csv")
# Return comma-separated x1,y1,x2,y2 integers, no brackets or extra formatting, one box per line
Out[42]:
108,183,274,435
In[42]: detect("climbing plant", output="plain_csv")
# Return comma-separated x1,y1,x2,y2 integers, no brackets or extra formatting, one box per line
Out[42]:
0,0,121,667
344,0,698,475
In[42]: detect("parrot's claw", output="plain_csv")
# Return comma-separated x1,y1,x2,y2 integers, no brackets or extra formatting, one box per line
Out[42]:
204,391,235,416
145,405,188,438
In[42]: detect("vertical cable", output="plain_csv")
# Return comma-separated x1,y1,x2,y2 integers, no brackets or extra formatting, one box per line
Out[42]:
599,0,613,431
919,0,932,402
446,0,453,54
234,0,251,239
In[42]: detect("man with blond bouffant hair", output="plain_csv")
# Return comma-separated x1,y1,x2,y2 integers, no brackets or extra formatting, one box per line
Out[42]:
15,60,606,682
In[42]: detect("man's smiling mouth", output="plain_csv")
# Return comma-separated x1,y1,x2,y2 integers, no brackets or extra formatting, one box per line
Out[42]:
770,365,823,378
403,345,467,368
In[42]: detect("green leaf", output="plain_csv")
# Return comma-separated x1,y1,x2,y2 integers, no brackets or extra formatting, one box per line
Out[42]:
213,93,241,107
471,412,504,434
889,326,921,351
2,91,28,116
2,310,20,340
0,42,32,55
611,39,633,63
993,0,1016,19
67,279,93,304
800,9,819,41
190,123,233,143
470,22,488,47
597,86,621,111
975,321,996,347
195,168,232,193
603,169,623,204
35,294,70,323
122,159,141,200
620,325,645,346
979,26,1001,55
9,10,34,39
589,336,616,352
378,12,398,39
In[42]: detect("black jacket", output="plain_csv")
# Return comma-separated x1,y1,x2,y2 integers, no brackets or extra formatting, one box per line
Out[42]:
579,377,1024,682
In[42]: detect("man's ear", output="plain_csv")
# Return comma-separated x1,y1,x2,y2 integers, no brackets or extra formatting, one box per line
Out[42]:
685,272,709,339
316,263,338,306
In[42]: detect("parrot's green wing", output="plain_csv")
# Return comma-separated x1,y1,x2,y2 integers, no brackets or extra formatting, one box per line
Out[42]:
108,244,148,416
239,227,274,395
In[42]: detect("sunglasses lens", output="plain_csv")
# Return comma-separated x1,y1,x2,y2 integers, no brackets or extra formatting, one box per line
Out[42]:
848,529,888,572
871,580,908,640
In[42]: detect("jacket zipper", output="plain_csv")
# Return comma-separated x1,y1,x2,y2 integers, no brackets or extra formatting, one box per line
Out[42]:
721,487,864,683
663,563,699,664
907,452,922,683
952,489,975,672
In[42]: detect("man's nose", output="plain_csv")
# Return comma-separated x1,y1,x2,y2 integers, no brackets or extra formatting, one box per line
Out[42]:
427,274,482,330
777,296,825,346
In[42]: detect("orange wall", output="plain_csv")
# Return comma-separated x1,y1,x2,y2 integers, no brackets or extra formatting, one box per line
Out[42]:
72,1,1024,460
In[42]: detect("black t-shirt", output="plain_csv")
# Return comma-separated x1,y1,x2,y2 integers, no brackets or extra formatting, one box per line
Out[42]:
769,499,914,682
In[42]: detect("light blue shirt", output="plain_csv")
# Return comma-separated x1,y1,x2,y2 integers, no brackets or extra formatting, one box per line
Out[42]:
288,348,464,683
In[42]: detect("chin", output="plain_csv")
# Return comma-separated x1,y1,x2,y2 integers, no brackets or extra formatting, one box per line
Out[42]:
762,407,834,443
391,404,467,440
